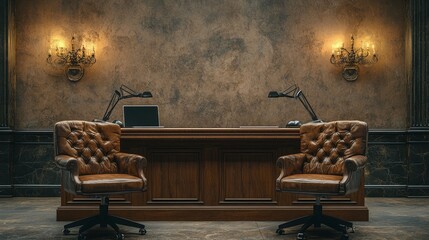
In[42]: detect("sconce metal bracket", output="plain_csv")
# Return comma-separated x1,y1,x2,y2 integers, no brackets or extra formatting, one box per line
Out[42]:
342,65,359,82
65,65,84,82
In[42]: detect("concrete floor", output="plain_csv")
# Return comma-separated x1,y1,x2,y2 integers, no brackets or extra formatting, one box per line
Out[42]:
0,197,428,240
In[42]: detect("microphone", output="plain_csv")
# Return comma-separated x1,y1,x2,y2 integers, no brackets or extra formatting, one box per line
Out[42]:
138,91,153,98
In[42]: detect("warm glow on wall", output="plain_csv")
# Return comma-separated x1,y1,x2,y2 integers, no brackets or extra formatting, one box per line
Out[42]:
331,42,343,54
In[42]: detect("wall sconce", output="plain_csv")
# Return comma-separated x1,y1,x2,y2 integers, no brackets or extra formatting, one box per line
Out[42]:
47,36,96,82
330,35,378,81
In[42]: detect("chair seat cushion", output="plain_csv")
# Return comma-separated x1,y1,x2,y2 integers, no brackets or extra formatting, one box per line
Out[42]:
279,174,343,194
79,174,144,194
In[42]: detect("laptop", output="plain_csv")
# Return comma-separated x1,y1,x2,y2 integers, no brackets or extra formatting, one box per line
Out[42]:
123,105,161,128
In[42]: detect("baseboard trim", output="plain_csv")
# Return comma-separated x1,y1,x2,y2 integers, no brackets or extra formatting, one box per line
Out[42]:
0,185,13,197
12,184,60,197
365,185,407,189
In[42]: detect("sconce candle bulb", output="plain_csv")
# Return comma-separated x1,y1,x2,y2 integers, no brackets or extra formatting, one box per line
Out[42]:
47,36,96,82
330,35,378,81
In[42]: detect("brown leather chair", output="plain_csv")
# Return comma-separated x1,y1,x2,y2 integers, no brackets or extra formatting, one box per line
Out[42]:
54,120,148,240
276,120,368,240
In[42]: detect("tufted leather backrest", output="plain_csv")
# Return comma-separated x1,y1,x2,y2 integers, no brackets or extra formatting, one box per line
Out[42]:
300,120,367,175
54,121,121,175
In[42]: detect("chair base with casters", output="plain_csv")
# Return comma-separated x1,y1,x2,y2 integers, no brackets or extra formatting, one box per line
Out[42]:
276,196,353,240
62,196,146,240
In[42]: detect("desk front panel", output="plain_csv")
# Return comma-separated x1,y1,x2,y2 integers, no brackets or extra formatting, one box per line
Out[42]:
57,128,368,221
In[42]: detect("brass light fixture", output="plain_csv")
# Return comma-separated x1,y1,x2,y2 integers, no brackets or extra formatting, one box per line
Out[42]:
47,36,96,82
330,35,378,81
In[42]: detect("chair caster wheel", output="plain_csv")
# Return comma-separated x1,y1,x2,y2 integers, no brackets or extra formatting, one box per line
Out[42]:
115,233,124,240
296,232,306,240
62,228,70,235
139,228,147,235
78,233,87,240
276,228,285,235
341,233,349,240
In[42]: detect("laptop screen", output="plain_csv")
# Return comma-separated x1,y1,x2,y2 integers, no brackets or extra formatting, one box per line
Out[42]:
123,105,160,127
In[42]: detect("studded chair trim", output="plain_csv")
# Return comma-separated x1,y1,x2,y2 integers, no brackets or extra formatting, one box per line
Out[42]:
55,121,120,175
300,121,367,176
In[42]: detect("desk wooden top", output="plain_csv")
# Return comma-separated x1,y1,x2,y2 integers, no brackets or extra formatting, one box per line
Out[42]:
121,127,300,140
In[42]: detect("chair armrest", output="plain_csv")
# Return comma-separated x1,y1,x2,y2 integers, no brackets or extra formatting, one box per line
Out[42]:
54,155,82,194
55,155,79,173
340,155,367,194
276,153,306,189
114,152,147,180
344,155,367,172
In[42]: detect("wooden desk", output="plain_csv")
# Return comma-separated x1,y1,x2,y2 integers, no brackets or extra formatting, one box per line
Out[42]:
57,128,368,221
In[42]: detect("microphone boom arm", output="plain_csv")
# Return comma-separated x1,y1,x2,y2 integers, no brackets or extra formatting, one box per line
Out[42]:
294,90,320,122
100,84,153,122
268,84,321,123
102,91,120,121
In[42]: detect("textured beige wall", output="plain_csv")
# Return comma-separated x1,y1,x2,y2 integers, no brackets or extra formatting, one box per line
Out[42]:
14,0,407,130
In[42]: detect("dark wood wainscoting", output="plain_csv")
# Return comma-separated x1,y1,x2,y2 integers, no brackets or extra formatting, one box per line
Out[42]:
56,128,368,221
